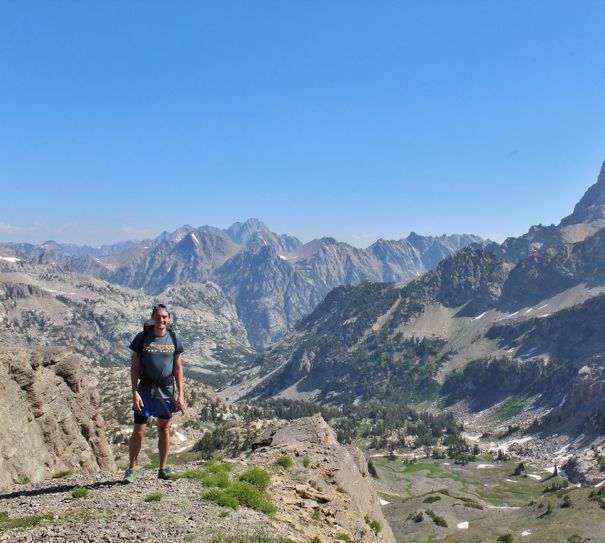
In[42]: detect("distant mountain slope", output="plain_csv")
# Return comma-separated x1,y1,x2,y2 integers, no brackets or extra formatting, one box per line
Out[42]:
49,220,484,349
225,233,605,439
0,257,256,383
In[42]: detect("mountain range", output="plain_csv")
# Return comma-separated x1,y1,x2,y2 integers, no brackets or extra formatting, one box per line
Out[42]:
2,218,485,350
214,160,605,474
3,159,605,480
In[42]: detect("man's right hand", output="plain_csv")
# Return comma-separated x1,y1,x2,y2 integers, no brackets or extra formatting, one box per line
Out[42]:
132,391,144,411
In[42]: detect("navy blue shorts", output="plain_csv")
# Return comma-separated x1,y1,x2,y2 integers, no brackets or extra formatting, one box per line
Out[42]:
133,396,177,424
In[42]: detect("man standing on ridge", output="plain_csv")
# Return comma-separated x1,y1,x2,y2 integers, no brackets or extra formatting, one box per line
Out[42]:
123,303,185,483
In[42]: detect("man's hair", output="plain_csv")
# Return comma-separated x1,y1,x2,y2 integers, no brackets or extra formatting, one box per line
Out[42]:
151,303,171,317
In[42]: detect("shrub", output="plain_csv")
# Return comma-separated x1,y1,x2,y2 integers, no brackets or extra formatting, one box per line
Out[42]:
144,492,163,502
336,534,350,542
239,468,271,492
423,495,441,504
497,535,514,543
206,461,232,475
204,489,240,510
336,487,348,494
52,470,73,479
303,457,311,468
71,487,89,498
208,530,297,543
0,512,54,529
276,456,293,469
369,520,382,534
426,509,447,527
203,473,231,489
204,482,276,515
411,511,424,523
229,482,276,514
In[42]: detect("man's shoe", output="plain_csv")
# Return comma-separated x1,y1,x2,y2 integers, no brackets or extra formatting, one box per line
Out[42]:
158,467,172,480
122,468,136,484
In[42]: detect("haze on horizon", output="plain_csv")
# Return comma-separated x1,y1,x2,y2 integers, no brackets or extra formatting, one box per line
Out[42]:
1,1,605,249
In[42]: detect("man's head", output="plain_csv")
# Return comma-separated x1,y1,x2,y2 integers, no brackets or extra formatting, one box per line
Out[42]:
151,303,171,334
151,303,171,318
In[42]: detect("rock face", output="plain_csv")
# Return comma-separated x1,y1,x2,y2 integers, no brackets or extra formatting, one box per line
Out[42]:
486,159,605,262
251,414,395,543
0,343,115,486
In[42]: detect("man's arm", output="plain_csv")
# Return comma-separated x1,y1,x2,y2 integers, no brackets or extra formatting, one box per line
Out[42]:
131,352,144,411
173,353,185,410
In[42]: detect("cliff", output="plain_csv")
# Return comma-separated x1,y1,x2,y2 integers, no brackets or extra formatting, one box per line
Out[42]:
0,343,115,486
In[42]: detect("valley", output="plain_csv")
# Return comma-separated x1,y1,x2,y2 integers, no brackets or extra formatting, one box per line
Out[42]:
2,160,605,539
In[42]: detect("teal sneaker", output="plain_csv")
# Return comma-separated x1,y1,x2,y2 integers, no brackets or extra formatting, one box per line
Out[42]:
158,467,172,480
122,468,136,484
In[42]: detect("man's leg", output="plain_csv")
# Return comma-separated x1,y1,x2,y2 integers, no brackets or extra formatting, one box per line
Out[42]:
157,417,171,469
129,422,146,469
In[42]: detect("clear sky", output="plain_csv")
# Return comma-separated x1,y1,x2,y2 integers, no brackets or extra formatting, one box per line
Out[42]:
1,1,605,248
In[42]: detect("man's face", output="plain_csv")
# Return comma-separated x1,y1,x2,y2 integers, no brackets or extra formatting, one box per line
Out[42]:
152,309,171,329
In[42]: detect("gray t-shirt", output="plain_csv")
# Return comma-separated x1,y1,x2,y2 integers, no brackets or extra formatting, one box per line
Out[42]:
130,329,184,399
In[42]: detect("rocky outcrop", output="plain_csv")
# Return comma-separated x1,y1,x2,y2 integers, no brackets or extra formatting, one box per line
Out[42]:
487,159,605,262
0,414,395,543
251,414,395,543
0,343,115,486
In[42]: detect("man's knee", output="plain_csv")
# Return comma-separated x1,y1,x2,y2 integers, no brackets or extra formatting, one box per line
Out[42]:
157,419,170,437
132,423,146,440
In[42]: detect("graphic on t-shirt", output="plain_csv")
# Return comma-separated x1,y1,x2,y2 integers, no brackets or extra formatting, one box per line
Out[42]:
143,342,175,355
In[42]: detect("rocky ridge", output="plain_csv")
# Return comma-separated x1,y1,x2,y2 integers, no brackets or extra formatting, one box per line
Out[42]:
3,219,485,350
0,415,394,543
486,159,605,262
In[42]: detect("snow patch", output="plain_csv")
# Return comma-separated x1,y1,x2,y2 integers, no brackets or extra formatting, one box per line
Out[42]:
191,233,200,246
527,474,542,480
472,312,486,321
278,255,287,260
521,529,532,536
525,308,533,313
457,522,469,530
379,499,390,506
477,464,496,469
0,256,21,263
538,304,549,310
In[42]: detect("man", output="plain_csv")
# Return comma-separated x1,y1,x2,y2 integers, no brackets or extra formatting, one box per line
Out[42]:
123,303,185,483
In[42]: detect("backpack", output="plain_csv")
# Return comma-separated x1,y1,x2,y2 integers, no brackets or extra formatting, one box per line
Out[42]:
136,319,181,417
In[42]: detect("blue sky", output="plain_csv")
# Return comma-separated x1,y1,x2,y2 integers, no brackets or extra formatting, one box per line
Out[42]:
1,1,605,248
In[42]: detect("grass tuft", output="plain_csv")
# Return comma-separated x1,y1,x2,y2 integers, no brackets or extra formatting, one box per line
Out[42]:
239,468,272,492
71,487,89,498
52,470,73,479
276,456,293,469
